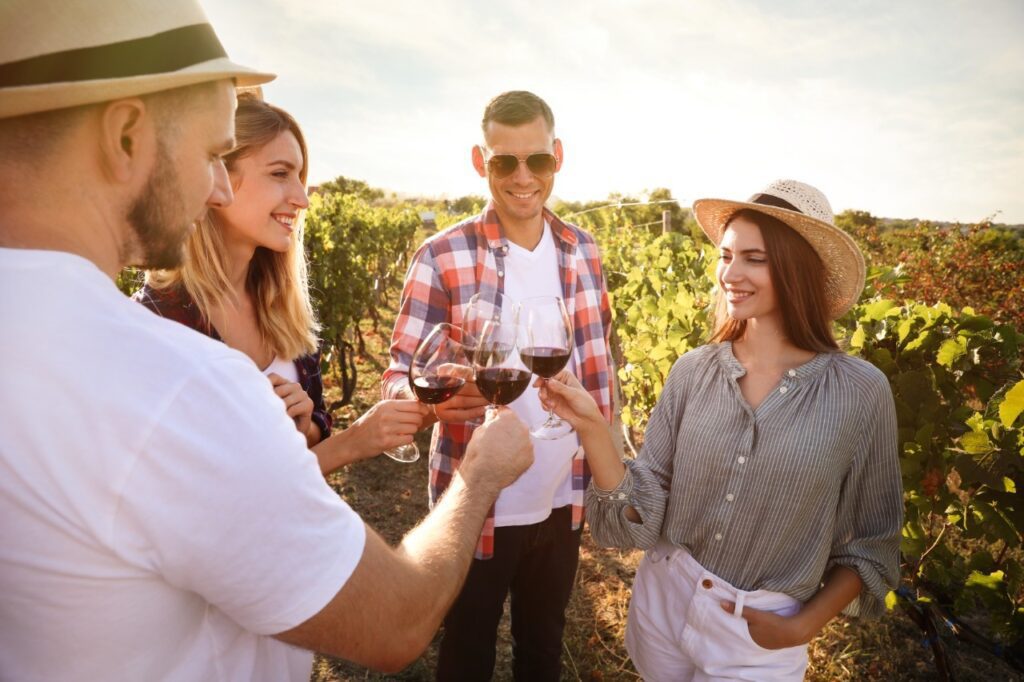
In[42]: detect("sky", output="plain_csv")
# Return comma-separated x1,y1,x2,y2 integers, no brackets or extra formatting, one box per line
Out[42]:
204,0,1024,224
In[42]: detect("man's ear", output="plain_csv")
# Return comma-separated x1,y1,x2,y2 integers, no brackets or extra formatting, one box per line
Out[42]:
472,145,487,178
553,138,564,172
97,98,154,184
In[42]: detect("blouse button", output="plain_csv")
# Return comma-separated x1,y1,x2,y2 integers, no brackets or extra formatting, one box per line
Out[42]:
725,493,735,502
787,369,797,377
618,493,626,500
737,456,746,464
779,386,788,394
714,533,723,541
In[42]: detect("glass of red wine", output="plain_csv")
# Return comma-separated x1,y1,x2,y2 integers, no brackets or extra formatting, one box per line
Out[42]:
462,291,516,425
472,318,531,413
518,295,575,439
384,322,472,463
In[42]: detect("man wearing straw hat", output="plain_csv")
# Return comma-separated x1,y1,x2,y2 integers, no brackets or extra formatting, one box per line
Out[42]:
0,1,533,680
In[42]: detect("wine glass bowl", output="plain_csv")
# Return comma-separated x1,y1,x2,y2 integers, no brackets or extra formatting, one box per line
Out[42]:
385,322,472,463
411,374,465,403
461,291,519,421
518,296,574,439
472,318,530,409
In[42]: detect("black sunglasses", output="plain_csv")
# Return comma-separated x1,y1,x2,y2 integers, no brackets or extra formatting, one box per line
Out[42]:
483,151,558,179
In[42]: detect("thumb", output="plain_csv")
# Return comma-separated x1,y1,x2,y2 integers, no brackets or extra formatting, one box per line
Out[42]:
721,601,765,623
544,378,572,395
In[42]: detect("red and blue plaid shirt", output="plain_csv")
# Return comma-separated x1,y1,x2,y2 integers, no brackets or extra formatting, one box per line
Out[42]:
383,203,613,559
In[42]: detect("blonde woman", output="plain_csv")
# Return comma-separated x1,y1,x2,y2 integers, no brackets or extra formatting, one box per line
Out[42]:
136,93,426,473
539,180,902,681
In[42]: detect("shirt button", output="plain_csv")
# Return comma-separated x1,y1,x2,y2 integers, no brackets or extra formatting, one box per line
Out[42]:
779,386,788,394
737,456,746,464
714,533,723,541
788,369,797,377
725,493,735,502
497,270,504,277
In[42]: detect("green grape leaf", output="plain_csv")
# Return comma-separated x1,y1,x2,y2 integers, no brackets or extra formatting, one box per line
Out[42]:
936,337,967,368
998,380,1024,429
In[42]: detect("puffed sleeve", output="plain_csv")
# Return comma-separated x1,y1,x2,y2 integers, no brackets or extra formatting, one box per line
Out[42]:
827,368,903,618
585,356,689,550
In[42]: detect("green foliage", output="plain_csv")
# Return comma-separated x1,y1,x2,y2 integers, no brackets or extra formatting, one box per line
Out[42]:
115,268,143,296
569,190,714,429
836,210,1024,331
304,189,420,363
836,282,1024,639
315,175,385,202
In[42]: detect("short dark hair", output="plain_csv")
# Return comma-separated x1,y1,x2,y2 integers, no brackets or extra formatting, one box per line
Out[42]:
481,91,554,134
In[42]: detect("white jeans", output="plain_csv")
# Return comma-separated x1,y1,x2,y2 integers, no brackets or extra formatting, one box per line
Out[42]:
625,542,809,681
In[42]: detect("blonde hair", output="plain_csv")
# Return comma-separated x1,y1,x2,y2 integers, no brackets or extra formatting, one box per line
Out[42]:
146,93,319,359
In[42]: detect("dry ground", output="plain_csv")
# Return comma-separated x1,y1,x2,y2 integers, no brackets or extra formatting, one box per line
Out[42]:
310,321,1021,682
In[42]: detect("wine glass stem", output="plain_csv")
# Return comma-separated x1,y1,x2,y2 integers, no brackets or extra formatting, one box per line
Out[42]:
541,377,558,424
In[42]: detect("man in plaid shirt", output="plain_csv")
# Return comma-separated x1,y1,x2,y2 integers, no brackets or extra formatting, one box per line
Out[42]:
383,91,613,681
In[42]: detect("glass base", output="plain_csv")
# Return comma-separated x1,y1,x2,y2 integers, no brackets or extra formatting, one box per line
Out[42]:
383,443,420,463
530,416,575,440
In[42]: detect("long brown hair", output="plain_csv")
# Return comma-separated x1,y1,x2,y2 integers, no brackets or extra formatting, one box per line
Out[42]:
710,209,838,352
146,92,319,359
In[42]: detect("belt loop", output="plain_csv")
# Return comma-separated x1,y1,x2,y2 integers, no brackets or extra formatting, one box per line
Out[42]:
733,591,746,620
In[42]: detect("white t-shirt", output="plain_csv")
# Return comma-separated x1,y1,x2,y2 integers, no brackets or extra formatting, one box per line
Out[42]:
263,355,299,383
494,222,581,526
0,249,365,682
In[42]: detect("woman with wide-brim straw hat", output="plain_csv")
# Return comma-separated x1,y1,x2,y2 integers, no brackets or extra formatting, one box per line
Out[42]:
538,180,903,680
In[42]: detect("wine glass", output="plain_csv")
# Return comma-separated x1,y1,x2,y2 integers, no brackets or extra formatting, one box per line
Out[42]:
384,323,473,463
461,291,516,424
472,317,531,412
518,295,574,439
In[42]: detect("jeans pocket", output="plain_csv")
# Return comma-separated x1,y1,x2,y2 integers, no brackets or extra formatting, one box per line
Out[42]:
687,592,807,678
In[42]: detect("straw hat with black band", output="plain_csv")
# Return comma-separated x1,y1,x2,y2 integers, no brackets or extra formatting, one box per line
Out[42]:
0,0,274,120
692,179,866,320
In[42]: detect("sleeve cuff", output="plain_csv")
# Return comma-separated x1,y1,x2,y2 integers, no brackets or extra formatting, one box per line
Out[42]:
827,555,893,619
590,465,634,502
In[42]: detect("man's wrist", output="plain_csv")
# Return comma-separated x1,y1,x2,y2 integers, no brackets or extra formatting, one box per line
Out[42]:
454,452,502,500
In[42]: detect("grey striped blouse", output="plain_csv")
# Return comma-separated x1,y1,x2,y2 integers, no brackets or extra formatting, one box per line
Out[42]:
586,341,903,618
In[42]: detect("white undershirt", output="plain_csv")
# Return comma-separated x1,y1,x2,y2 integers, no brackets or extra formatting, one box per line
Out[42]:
263,356,299,383
493,221,581,527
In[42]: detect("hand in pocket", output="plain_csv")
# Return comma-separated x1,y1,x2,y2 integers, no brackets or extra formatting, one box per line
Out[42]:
720,601,810,650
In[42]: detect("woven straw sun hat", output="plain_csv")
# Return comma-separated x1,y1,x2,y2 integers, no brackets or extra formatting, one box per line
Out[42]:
692,179,866,319
0,0,274,119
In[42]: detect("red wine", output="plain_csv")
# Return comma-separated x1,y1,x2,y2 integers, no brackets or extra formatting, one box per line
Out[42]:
470,343,514,368
412,376,465,404
520,346,571,378
475,368,531,405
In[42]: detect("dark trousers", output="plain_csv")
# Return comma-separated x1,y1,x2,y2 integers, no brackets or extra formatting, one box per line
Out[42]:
436,505,583,682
